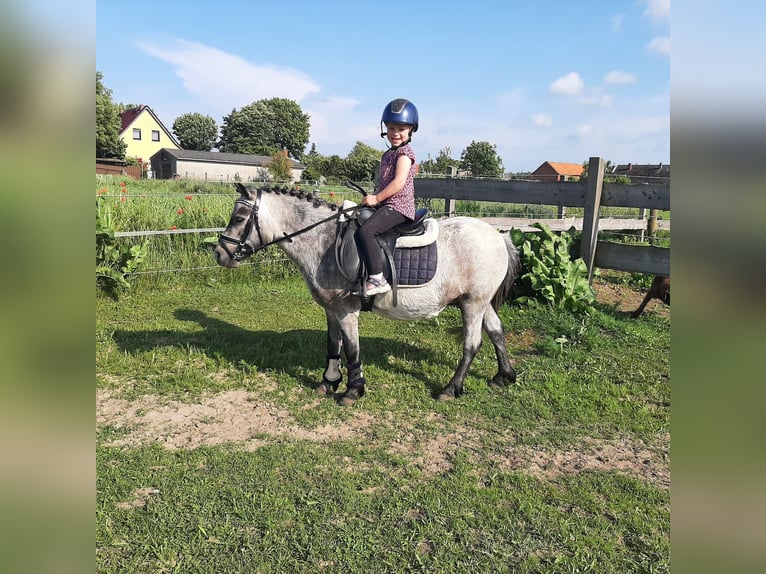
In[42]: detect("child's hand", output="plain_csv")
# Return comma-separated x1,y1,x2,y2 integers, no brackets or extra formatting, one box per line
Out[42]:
361,195,379,207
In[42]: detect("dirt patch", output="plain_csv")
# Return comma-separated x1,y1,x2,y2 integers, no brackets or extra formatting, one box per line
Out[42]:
97,389,374,451
493,434,670,488
592,275,670,318
97,390,668,488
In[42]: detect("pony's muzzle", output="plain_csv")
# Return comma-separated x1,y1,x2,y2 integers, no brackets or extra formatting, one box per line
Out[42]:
213,244,240,268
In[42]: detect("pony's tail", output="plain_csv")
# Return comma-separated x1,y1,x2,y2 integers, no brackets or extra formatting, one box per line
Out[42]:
491,234,522,311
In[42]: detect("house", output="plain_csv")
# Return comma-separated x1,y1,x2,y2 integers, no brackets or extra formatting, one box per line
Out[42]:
531,161,584,182
611,163,670,184
149,148,305,183
119,105,180,165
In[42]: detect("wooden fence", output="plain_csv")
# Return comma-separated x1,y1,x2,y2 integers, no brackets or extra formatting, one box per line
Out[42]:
96,161,142,179
415,157,670,280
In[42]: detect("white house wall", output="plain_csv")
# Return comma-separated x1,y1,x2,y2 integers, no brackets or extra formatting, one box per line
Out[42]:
173,161,301,183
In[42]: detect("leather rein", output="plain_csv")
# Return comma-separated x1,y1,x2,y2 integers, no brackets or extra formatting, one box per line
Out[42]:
217,187,357,262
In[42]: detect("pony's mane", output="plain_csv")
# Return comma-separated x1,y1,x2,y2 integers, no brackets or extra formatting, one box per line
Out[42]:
258,185,339,212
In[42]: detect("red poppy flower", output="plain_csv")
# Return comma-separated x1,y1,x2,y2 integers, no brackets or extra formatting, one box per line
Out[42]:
185,195,193,201
177,208,184,215
170,225,177,230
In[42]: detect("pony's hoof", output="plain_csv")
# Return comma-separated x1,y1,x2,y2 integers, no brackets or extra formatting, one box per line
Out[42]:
339,384,365,406
316,377,341,396
437,387,462,401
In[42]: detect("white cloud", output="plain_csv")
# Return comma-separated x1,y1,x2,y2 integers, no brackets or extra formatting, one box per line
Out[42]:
647,36,671,56
603,70,637,85
579,94,613,107
611,14,625,32
532,113,553,127
575,125,592,137
549,72,585,96
137,38,321,108
642,0,670,22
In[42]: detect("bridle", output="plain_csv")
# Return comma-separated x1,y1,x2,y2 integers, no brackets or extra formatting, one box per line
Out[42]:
217,187,358,262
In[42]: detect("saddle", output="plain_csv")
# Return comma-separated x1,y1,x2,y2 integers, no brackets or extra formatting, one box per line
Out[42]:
335,203,439,306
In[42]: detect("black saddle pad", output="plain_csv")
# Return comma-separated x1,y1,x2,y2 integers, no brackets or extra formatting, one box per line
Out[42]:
392,242,437,286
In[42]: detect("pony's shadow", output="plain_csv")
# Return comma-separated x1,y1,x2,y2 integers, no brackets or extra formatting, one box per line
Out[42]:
110,308,444,395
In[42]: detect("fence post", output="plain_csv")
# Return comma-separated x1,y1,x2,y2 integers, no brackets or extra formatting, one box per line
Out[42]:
647,209,658,245
580,156,605,285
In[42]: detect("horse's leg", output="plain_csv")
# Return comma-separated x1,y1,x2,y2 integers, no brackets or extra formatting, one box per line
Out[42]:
331,310,366,406
316,309,344,396
437,303,485,401
482,305,517,388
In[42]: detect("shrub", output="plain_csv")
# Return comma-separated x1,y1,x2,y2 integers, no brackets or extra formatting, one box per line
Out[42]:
96,197,148,297
510,223,595,313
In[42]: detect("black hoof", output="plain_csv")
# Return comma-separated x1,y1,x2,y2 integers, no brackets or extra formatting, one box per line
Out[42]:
339,382,365,406
316,377,341,396
437,386,463,401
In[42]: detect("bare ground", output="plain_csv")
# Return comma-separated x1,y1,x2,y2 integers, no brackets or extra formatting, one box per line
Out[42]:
97,276,669,489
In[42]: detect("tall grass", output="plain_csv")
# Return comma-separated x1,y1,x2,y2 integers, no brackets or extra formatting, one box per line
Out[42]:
96,176,669,291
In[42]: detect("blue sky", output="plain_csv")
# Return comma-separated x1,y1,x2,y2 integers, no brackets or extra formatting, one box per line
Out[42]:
96,0,670,172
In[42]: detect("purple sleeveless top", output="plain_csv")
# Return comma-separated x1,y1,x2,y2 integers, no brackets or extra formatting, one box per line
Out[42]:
377,144,416,220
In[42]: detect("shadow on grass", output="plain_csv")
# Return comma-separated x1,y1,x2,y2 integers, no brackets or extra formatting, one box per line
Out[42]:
110,307,447,397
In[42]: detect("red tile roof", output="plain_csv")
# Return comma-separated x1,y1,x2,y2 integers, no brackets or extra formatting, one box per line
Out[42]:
545,161,583,176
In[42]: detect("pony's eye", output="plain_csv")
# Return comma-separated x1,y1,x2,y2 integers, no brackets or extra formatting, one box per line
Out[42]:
234,216,245,224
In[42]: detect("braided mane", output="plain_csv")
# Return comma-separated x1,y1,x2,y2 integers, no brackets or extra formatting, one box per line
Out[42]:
259,185,340,212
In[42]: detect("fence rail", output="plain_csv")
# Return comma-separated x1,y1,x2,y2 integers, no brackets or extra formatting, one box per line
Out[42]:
109,157,669,279
416,157,669,279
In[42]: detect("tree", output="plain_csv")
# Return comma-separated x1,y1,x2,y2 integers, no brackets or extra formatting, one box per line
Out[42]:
267,149,292,182
345,141,382,182
301,143,323,181
172,112,218,151
420,146,460,175
460,140,504,177
218,98,310,160
96,71,127,159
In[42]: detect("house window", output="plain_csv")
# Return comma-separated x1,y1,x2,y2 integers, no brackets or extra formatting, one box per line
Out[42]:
133,128,141,140
152,130,160,142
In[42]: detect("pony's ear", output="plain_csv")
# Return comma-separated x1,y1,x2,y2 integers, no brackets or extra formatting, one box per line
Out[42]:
235,182,248,196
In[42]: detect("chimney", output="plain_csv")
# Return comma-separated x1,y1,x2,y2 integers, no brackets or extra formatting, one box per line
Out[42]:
627,162,632,171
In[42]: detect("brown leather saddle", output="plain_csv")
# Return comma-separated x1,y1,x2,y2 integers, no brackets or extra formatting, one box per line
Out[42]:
335,206,437,306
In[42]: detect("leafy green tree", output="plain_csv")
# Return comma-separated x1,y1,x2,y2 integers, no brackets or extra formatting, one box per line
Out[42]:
218,98,310,160
460,140,504,177
172,112,218,151
345,141,382,182
267,149,292,182
321,155,348,184
96,71,127,159
301,143,323,181
420,146,460,175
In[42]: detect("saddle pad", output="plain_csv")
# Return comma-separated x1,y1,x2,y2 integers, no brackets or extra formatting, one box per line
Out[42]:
393,242,437,286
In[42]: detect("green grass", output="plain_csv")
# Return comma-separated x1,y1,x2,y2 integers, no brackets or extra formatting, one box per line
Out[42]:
97,274,669,573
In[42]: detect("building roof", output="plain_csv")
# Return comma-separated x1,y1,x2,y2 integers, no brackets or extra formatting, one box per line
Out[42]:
612,163,669,179
534,161,584,176
119,104,180,148
155,148,304,168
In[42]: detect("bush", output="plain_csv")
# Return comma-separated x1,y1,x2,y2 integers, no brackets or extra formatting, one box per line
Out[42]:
510,223,595,313
96,197,148,297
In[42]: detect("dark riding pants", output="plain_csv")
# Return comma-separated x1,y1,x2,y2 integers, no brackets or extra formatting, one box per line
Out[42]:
355,206,408,276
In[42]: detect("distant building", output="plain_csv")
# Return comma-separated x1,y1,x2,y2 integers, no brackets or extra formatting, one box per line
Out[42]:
531,161,584,182
119,105,180,164
150,148,305,183
611,163,670,184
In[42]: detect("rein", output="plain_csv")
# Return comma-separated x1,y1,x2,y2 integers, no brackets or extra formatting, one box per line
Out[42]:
218,187,358,262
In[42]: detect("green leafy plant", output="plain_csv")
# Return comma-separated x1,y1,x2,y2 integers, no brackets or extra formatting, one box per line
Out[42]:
96,197,148,297
511,223,595,313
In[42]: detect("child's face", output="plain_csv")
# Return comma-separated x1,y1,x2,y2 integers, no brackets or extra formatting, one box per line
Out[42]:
385,123,412,147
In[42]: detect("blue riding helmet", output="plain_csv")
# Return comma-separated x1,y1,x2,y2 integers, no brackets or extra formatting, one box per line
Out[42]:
381,99,419,132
